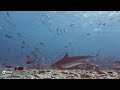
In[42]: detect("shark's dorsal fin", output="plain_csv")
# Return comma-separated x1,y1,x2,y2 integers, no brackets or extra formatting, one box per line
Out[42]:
63,53,69,59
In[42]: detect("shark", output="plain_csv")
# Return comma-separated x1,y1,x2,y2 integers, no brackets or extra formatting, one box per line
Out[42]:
50,50,100,69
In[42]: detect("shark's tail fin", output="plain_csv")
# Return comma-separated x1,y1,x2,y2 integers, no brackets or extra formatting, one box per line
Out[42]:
95,49,101,61
96,49,100,57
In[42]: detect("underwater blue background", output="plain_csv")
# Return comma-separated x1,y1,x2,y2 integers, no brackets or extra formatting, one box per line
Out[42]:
0,11,120,68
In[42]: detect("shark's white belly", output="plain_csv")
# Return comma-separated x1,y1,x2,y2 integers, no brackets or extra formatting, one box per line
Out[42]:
60,60,83,68
60,58,96,68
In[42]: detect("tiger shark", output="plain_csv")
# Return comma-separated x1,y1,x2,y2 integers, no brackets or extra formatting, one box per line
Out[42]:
51,50,100,69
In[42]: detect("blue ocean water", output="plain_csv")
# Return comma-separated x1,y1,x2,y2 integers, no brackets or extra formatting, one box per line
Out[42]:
0,11,120,69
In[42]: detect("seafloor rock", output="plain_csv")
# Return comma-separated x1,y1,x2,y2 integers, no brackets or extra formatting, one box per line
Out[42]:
0,68,120,79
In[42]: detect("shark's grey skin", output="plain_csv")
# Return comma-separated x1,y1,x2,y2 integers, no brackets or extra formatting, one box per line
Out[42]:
51,51,100,69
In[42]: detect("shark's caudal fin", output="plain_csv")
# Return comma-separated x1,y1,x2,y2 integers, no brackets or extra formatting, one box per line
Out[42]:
96,49,100,57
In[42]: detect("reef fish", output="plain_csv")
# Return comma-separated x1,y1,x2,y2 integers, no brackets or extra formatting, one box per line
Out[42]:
4,65,13,68
26,59,35,64
14,66,24,71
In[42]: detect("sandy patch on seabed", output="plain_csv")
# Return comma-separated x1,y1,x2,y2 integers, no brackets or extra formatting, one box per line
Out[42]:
0,68,120,79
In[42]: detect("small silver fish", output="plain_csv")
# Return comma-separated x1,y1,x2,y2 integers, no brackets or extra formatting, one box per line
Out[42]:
63,29,68,32
6,12,10,18
39,42,45,46
56,28,62,35
44,13,52,20
4,34,13,39
0,27,4,31
4,17,16,26
22,40,25,45
41,20,48,26
69,24,75,27
16,33,23,37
